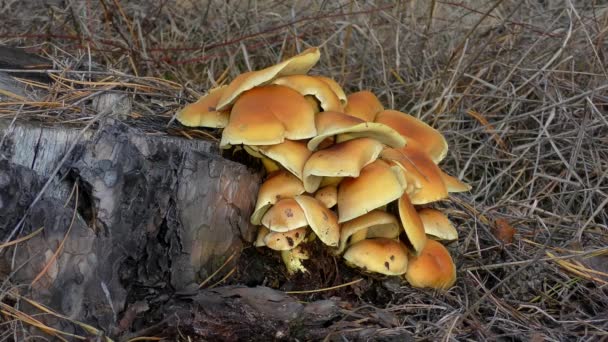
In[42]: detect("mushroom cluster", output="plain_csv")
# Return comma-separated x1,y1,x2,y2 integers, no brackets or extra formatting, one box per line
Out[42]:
176,48,471,290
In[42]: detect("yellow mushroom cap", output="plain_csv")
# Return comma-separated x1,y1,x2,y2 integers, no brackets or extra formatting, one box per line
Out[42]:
250,170,305,225
293,195,340,247
314,185,337,209
398,193,427,254
251,140,312,181
343,238,409,276
176,86,230,128
418,208,458,240
405,239,456,290
337,159,406,223
375,110,448,164
343,90,384,122
439,170,472,193
261,198,308,232
254,226,271,247
216,47,320,110
272,75,342,112
337,210,401,254
264,227,308,250
381,143,448,205
314,76,347,106
307,111,405,151
220,85,317,148
302,137,384,193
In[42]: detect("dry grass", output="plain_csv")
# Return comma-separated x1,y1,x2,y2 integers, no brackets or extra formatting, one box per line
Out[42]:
1,0,607,340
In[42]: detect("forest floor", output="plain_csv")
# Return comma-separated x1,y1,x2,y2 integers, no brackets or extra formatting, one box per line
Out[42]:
1,1,607,341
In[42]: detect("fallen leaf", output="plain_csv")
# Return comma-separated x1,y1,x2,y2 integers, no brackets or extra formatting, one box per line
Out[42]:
493,218,516,244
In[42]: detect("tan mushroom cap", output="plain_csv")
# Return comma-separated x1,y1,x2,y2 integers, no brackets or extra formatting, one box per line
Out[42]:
418,208,458,240
337,210,401,254
314,185,337,208
343,238,409,276
254,226,270,247
343,91,384,122
293,195,340,247
314,76,347,105
251,140,312,180
319,176,343,187
304,95,322,114
281,246,309,275
405,239,456,290
216,47,320,110
272,75,342,112
337,159,407,223
439,170,472,193
381,144,448,205
375,110,448,163
176,86,230,128
220,85,316,148
261,198,308,232
303,137,384,193
264,227,308,250
251,170,305,225
307,111,406,151
398,193,427,254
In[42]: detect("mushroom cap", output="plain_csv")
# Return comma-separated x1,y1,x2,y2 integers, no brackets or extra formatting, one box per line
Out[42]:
216,47,320,110
381,144,448,205
439,170,472,193
293,195,340,247
343,238,409,276
220,85,316,148
337,210,401,254
272,75,342,112
251,170,305,225
302,137,384,193
176,86,230,128
251,140,312,180
314,76,347,105
264,227,308,250
314,185,337,208
375,110,448,163
405,239,456,290
343,90,384,122
319,176,343,187
254,226,271,247
307,111,406,151
337,159,407,223
261,198,308,232
398,192,427,254
304,95,322,114
418,208,458,240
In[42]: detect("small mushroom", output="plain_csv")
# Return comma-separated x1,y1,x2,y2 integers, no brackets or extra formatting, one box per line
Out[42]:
176,85,230,128
314,185,338,208
418,208,458,241
293,195,340,247
398,192,427,254
343,90,384,122
375,110,448,164
404,239,456,290
250,140,312,181
343,238,409,276
250,170,305,225
272,75,342,112
261,198,308,232
264,227,308,250
314,76,347,106
336,210,401,254
337,159,406,223
254,226,271,247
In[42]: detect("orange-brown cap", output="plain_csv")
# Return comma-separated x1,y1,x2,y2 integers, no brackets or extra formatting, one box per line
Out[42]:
261,198,308,232
404,239,456,290
293,195,340,247
381,143,448,205
251,140,312,180
251,170,305,225
304,95,322,114
176,86,230,128
264,227,308,250
216,47,320,110
343,91,384,122
375,110,448,163
314,76,347,106
398,193,427,254
418,208,458,240
336,210,400,254
314,185,337,208
343,238,409,276
220,85,316,148
272,75,342,112
307,111,405,151
303,137,384,193
439,170,472,193
337,159,407,222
